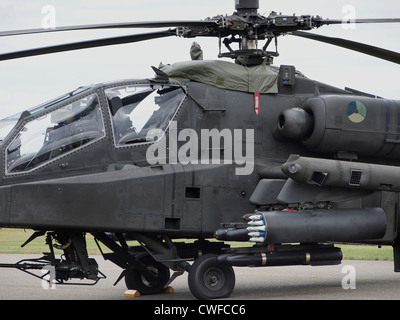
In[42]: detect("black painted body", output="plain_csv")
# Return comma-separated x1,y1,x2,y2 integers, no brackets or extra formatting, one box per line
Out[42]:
0,65,399,245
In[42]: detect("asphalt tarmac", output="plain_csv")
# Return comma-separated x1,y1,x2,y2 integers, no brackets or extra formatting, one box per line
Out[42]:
1,254,400,300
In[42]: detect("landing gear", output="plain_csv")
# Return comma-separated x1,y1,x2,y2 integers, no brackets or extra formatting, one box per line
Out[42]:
188,254,235,300
0,231,105,285
93,232,234,298
0,229,345,300
124,253,170,295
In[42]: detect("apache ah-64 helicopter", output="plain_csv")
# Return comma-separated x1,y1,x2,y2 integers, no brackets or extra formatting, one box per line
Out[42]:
1,0,400,299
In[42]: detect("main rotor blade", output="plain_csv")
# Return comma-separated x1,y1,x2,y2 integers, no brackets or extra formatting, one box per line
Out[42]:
290,31,400,65
320,18,400,26
0,29,176,61
0,20,216,37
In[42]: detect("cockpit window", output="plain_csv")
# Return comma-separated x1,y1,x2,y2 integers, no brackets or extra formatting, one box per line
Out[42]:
6,93,105,174
105,84,185,146
0,86,90,142
0,114,20,142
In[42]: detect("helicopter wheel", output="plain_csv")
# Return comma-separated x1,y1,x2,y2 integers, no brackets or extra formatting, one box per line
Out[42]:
188,254,235,300
125,253,170,295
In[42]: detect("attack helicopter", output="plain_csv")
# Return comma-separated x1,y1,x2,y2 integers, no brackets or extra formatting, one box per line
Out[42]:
0,0,400,300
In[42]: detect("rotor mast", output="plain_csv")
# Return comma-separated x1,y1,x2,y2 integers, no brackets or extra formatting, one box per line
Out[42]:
235,0,259,15
235,0,259,51
215,0,265,65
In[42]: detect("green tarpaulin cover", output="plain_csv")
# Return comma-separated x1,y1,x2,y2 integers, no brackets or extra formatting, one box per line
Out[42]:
160,60,279,94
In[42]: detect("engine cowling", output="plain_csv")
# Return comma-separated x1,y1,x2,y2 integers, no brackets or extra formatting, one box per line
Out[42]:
274,95,400,158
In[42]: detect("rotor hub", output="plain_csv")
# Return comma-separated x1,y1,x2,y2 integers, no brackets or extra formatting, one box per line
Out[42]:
1,1,399,66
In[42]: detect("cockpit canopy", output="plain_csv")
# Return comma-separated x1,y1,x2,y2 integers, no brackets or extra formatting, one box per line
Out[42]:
6,93,105,174
105,84,184,146
1,82,186,175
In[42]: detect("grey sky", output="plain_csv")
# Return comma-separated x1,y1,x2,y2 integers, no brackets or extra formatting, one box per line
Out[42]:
0,0,399,119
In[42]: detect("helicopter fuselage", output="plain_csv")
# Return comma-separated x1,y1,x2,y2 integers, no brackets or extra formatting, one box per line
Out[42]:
1,60,400,298
0,62,398,240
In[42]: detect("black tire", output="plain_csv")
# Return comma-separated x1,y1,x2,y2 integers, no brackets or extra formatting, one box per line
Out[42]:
188,254,235,300
125,253,170,295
